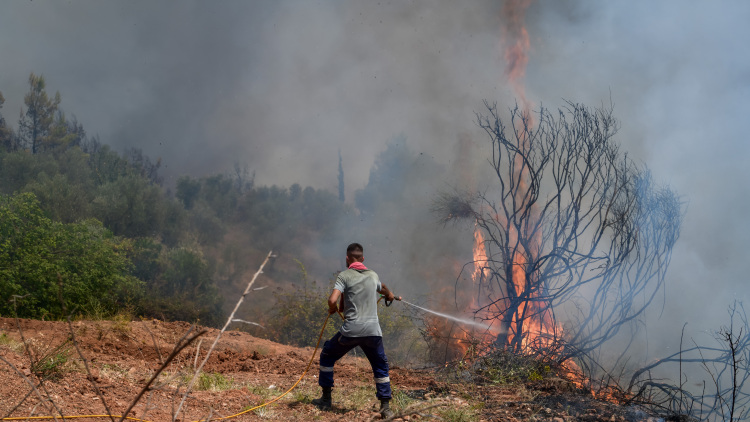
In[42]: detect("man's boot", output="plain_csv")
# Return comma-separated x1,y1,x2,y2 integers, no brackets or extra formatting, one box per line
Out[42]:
312,386,332,410
379,399,394,419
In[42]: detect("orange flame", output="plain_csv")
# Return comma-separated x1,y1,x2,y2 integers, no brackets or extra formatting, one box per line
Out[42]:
502,0,533,112
427,1,626,403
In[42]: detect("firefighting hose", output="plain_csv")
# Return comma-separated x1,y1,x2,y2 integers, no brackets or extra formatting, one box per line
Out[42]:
1,297,404,421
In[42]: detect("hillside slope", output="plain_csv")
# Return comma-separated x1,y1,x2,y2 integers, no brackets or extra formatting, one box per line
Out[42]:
0,317,661,421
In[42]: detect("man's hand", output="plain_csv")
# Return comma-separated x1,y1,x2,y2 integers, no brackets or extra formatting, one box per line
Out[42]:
379,283,401,302
328,304,338,315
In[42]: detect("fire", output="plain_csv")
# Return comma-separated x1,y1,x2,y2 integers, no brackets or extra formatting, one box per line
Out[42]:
502,0,533,112
472,223,490,282
470,223,558,354
421,227,496,363
447,0,563,362
422,0,627,403
444,0,543,359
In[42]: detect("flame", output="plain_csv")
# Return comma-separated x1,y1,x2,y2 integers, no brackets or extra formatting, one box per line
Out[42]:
421,0,626,403
439,1,542,361
452,0,562,360
502,0,533,112
472,223,490,282
421,227,496,363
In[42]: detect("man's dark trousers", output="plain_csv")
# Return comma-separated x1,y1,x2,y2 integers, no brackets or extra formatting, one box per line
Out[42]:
318,332,391,399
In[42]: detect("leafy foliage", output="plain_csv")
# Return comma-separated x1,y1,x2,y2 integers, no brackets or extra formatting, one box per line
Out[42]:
137,245,223,326
18,73,61,154
0,192,143,319
31,338,73,381
0,72,390,335
0,91,15,151
264,277,341,348
472,349,553,384
196,371,234,391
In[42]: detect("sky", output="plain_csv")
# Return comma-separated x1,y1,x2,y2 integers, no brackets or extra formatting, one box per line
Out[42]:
1,0,749,357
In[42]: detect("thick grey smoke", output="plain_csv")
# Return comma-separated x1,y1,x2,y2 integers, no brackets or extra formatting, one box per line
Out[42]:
1,0,749,360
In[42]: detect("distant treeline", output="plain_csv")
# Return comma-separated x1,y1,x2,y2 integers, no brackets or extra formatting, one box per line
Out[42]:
0,73,447,329
0,73,354,325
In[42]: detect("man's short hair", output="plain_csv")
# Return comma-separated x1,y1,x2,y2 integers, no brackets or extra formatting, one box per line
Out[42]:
346,243,364,259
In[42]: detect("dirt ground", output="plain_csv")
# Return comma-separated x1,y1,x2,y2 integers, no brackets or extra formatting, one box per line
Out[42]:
0,317,665,421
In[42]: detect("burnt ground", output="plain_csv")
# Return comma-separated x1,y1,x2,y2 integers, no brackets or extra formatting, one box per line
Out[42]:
0,317,667,421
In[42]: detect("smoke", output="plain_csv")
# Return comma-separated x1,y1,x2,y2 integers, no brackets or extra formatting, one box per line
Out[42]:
0,0,506,191
2,0,750,362
526,0,750,345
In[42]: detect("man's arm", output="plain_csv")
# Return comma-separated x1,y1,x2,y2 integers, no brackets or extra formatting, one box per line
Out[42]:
327,289,342,314
378,283,401,302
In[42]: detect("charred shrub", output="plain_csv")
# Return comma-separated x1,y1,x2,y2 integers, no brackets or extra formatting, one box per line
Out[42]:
472,349,553,384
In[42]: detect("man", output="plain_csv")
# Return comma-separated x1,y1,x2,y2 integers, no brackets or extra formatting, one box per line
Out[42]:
313,242,400,419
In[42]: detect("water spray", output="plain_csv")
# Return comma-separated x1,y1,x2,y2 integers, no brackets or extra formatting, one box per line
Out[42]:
386,296,496,332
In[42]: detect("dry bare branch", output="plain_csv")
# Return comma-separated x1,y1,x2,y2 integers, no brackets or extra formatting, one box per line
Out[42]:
438,101,682,367
174,250,274,420
65,315,115,422
0,355,57,419
56,273,115,422
11,295,65,420
140,317,164,365
118,325,207,422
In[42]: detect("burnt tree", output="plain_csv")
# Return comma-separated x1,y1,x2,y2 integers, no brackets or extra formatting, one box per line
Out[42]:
437,101,682,360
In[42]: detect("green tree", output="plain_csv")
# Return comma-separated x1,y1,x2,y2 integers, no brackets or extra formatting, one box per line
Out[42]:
0,91,16,152
124,147,162,185
83,139,130,185
0,149,61,195
25,172,91,223
47,112,86,151
140,246,222,326
0,192,143,319
176,176,201,210
200,174,237,219
18,73,61,154
92,174,169,238
187,202,225,245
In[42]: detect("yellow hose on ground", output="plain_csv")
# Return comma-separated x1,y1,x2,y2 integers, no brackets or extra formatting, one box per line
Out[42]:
2,312,339,422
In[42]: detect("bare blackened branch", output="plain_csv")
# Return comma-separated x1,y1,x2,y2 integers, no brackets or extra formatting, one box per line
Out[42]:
442,100,682,367
432,189,478,226
628,302,750,421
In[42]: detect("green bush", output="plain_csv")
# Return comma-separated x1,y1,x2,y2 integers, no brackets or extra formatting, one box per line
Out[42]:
31,339,72,381
264,278,341,348
196,371,233,391
138,245,223,326
472,349,553,384
0,192,144,319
